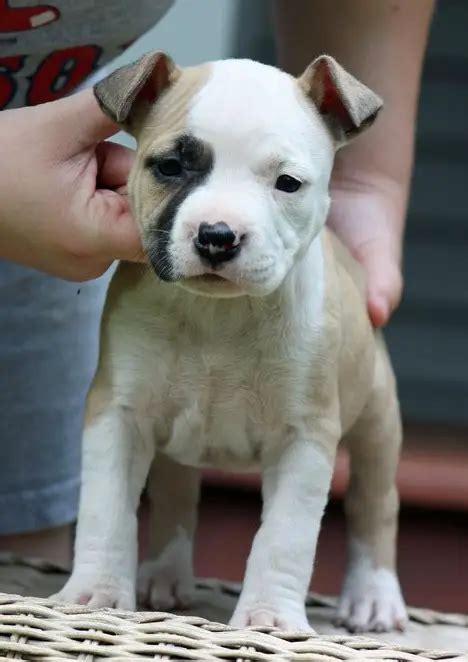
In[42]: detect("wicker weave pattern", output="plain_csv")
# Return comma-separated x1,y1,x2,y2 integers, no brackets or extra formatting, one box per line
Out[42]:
1,592,467,662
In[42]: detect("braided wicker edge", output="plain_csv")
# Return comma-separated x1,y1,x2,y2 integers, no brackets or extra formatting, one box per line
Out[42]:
1,557,467,661
1,554,466,630
0,591,467,662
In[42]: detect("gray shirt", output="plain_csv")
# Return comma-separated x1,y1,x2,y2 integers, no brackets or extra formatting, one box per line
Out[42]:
0,0,173,108
0,0,173,534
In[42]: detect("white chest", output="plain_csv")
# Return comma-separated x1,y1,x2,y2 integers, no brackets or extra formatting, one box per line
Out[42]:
114,246,327,470
146,330,293,469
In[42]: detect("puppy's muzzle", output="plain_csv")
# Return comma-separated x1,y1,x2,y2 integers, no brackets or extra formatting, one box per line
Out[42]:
193,222,243,269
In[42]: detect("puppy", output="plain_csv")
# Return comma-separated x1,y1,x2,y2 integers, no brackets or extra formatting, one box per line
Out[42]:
53,52,407,633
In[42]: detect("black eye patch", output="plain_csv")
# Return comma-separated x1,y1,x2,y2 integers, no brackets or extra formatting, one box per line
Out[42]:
154,157,183,179
145,134,213,184
144,134,214,282
177,135,212,172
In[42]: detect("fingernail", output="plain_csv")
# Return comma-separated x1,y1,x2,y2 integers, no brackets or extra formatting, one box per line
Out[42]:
369,296,389,328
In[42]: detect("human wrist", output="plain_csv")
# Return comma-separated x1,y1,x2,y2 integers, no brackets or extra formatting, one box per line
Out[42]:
331,162,406,241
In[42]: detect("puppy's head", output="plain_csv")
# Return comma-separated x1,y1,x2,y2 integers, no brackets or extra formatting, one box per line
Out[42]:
95,53,381,297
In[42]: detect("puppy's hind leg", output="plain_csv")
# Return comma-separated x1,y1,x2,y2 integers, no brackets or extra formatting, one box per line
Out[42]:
137,454,200,611
336,343,407,633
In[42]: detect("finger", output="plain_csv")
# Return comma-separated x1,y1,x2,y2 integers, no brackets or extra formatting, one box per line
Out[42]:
45,88,120,153
360,250,403,328
368,295,392,329
96,141,135,190
88,189,145,263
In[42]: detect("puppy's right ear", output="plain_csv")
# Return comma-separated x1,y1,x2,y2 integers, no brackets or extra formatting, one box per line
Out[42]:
298,55,382,147
94,51,180,127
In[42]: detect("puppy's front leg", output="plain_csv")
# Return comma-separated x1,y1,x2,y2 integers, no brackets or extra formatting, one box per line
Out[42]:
230,440,335,631
52,406,153,609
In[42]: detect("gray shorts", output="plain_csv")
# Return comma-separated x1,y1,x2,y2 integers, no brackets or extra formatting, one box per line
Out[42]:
0,260,109,535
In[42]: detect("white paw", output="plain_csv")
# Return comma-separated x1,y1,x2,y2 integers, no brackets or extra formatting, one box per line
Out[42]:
230,601,313,631
137,530,194,610
50,572,135,610
336,566,407,633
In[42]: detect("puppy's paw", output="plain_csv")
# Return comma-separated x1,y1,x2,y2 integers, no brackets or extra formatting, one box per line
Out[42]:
230,601,313,632
51,573,135,610
137,559,194,610
335,566,407,633
137,530,194,610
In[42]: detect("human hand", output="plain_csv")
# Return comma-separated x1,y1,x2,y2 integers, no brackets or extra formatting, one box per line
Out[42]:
0,89,143,280
273,0,434,327
328,171,404,328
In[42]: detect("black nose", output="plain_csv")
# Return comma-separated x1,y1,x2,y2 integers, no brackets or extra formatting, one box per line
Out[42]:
194,222,241,267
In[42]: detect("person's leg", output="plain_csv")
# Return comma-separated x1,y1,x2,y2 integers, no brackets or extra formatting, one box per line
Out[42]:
0,261,109,566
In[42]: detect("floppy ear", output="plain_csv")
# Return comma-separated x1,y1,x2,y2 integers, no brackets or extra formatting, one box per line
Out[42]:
94,51,180,127
298,55,382,146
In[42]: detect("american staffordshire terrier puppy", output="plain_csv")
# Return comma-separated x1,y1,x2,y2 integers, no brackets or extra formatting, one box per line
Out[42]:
53,52,407,633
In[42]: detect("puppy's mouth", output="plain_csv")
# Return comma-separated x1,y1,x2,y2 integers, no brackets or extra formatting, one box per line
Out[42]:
189,273,227,284
180,272,244,298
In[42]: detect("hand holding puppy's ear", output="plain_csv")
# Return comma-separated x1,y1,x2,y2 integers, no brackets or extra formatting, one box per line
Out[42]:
0,88,144,280
299,55,383,145
94,52,180,127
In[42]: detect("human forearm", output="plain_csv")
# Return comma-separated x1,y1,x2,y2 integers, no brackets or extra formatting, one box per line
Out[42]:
274,0,434,205
273,0,434,325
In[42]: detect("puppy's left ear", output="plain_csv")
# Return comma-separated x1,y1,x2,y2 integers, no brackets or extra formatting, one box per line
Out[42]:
94,51,180,129
299,55,382,146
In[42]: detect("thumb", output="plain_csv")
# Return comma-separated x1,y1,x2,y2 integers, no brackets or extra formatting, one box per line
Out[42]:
48,88,120,152
357,244,403,328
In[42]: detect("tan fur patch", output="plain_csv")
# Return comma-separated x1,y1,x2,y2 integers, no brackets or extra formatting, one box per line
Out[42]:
319,230,375,435
85,262,149,426
85,64,213,428
129,64,211,234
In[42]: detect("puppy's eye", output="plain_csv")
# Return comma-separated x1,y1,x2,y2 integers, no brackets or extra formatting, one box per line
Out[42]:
275,174,302,193
157,158,183,178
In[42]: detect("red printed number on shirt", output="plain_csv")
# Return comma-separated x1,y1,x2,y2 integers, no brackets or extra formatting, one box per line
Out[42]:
0,55,24,107
27,45,102,105
0,0,60,32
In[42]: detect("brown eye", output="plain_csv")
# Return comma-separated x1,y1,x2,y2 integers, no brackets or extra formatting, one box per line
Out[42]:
275,174,302,193
157,158,183,178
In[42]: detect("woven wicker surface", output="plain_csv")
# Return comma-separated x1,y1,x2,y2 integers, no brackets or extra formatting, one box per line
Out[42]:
0,556,467,661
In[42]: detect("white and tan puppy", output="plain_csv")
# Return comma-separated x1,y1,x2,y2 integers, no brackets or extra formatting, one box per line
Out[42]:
53,52,407,633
